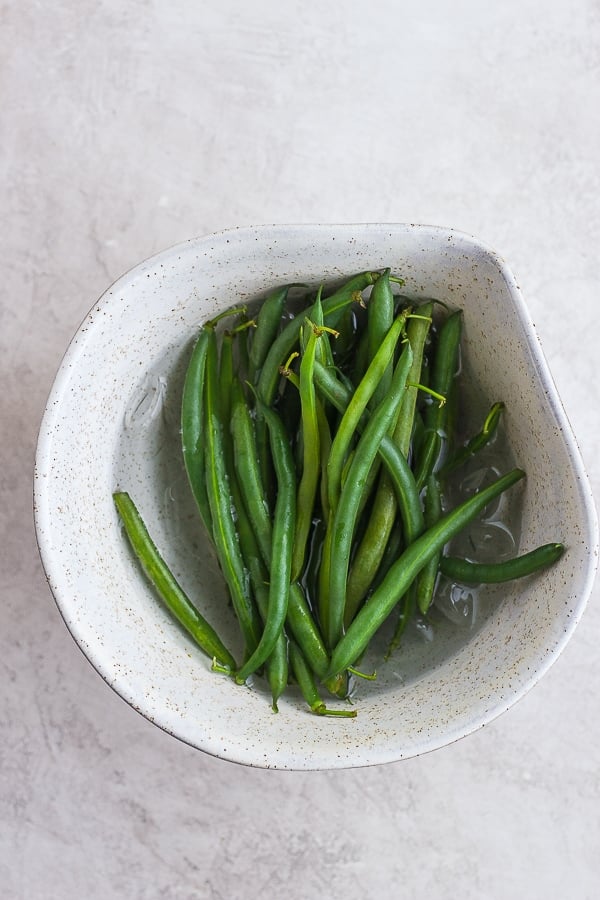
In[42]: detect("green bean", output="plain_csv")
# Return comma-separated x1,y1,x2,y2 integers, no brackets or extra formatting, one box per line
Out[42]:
317,518,334,647
424,310,462,431
331,305,358,365
394,303,434,457
416,474,443,615
367,268,394,408
236,401,296,682
204,327,262,658
238,313,253,376
181,329,212,537
368,521,403,596
113,492,236,670
417,309,462,479
385,589,416,660
230,377,272,568
289,641,357,718
291,321,322,581
413,431,442,492
327,311,408,514
326,343,414,648
317,398,333,525
441,402,505,476
440,543,565,584
286,582,329,679
248,285,289,382
219,330,236,424
351,325,370,386
326,468,526,678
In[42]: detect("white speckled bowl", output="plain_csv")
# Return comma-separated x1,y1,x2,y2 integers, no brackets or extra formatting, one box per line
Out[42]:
34,224,598,769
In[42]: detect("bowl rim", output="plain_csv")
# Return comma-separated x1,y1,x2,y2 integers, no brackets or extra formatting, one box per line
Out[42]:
34,222,599,769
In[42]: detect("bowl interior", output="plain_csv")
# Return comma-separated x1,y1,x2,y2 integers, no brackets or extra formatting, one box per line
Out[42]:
35,224,597,769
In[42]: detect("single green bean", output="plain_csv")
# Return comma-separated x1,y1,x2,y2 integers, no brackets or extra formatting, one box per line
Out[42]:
385,589,417,660
234,314,253,380
331,305,358,365
236,402,296,682
316,397,333,524
417,309,462,480
440,543,564,584
230,377,272,568
368,521,403,596
291,321,321,581
181,329,212,537
413,431,442,492
113,492,236,670
394,303,434,457
367,268,394,407
326,468,526,678
416,474,443,615
441,402,505,476
247,285,289,382
286,581,329,680
424,309,462,434
351,324,370,387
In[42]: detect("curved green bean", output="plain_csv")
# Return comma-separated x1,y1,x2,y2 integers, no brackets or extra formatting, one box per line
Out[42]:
440,543,565,584
181,329,212,537
230,377,272,568
113,492,236,670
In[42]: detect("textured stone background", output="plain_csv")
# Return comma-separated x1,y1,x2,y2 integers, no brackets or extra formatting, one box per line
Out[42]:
2,1,599,898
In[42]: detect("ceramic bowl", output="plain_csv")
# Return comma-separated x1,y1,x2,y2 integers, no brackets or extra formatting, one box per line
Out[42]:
34,224,598,769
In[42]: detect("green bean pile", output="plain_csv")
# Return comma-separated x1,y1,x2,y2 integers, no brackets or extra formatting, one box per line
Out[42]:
113,270,564,717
